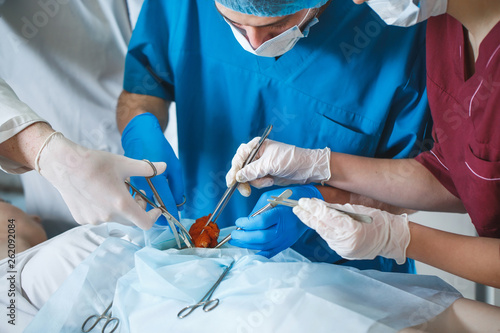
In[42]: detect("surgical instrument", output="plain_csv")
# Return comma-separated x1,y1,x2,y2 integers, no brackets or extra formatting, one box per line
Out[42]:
125,180,193,248
214,188,292,248
125,161,193,248
126,179,193,248
82,302,119,333
204,124,273,231
267,197,373,224
250,188,293,217
177,261,234,319
144,159,182,248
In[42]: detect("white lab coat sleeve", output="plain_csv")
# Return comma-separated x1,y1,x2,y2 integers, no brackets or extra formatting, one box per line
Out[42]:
0,78,48,174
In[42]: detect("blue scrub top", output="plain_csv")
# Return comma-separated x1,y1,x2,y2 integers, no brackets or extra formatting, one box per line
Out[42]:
124,0,431,273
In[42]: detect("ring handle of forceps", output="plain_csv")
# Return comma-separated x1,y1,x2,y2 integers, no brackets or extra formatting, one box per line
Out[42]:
82,315,119,333
142,159,187,208
101,317,119,333
177,283,222,318
177,195,187,207
177,298,220,319
82,314,101,332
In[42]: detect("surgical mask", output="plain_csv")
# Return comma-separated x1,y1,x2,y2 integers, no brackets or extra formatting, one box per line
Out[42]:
225,9,319,57
366,0,448,27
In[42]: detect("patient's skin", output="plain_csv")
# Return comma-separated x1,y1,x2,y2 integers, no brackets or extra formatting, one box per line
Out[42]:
0,201,47,259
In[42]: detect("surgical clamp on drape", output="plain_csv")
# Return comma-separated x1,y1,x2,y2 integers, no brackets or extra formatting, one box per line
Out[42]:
81,301,119,333
177,260,234,319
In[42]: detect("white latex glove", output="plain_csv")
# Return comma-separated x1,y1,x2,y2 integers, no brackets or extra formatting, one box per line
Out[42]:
292,198,410,264
36,132,165,229
226,138,331,196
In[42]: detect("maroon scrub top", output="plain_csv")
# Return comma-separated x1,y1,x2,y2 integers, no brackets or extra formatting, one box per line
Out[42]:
415,14,500,238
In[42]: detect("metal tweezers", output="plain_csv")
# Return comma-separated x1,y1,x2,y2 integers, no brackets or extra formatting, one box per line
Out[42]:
202,124,273,232
267,197,373,224
125,160,193,249
214,188,292,248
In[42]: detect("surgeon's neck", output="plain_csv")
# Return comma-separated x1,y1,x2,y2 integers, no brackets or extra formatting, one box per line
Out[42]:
447,0,500,60
317,0,331,17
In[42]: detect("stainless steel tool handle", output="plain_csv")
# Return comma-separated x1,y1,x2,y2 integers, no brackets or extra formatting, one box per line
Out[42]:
206,124,273,226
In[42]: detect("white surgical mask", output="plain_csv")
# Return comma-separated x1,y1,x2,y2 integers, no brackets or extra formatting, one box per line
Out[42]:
367,0,447,27
225,9,319,57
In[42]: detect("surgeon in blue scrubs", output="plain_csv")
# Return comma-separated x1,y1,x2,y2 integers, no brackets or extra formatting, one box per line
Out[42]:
117,0,432,273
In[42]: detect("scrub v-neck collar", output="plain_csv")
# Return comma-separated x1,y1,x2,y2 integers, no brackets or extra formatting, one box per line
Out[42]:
459,19,500,83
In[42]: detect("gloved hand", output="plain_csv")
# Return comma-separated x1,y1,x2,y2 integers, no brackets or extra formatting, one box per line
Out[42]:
229,185,322,258
226,138,331,197
292,198,411,264
121,113,185,223
36,132,165,229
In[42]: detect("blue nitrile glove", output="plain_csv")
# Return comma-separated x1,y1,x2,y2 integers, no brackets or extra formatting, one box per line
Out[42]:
229,185,323,258
121,113,185,224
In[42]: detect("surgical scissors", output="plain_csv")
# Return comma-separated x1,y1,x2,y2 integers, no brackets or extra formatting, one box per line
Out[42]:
82,302,119,333
125,160,193,249
214,188,293,248
177,261,234,319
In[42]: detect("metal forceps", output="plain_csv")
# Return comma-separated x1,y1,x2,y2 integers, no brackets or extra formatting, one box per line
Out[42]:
203,124,273,234
177,261,234,319
125,160,193,249
267,197,373,224
215,188,293,248
82,302,119,333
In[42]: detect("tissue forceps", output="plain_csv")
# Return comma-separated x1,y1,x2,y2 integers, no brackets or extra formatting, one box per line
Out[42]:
214,188,293,248
125,160,193,248
177,261,234,319
82,302,119,333
267,197,373,224
203,125,273,232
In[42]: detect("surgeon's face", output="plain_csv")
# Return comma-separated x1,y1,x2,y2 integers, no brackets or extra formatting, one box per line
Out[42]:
215,2,311,49
0,201,47,251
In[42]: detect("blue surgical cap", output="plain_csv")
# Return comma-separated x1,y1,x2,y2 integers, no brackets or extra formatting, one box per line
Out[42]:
215,0,329,17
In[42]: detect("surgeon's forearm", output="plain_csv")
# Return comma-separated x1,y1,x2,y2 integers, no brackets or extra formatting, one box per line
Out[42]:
0,122,54,170
324,152,465,212
116,90,170,133
316,185,412,215
407,222,500,288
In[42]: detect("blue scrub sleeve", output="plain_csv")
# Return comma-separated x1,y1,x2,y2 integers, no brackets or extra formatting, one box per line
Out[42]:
123,0,174,100
375,24,433,159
